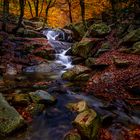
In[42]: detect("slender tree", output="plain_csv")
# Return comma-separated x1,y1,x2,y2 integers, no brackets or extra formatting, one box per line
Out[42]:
79,0,86,27
67,0,73,23
39,0,45,16
2,0,10,31
33,0,39,17
42,0,56,28
27,0,34,18
12,0,25,33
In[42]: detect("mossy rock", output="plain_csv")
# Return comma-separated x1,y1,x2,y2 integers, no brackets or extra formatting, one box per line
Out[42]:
0,93,25,136
65,22,87,41
119,41,140,55
85,58,96,67
132,41,140,54
85,23,111,38
75,73,90,81
26,103,45,116
62,65,91,81
71,39,98,58
119,28,140,45
73,109,101,140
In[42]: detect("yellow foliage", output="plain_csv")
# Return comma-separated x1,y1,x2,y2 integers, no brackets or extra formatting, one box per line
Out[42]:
0,0,131,27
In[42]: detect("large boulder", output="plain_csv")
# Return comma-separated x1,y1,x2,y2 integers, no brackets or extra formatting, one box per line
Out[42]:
119,28,140,45
0,93,25,136
73,109,101,140
85,23,111,38
62,65,91,81
65,22,87,41
71,38,99,58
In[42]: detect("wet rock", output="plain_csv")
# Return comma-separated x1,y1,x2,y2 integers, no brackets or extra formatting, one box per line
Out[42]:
33,46,55,60
71,38,99,58
64,129,81,140
71,56,85,65
66,101,89,113
62,65,91,81
24,62,65,73
0,78,5,89
0,65,6,74
75,73,90,81
0,93,25,136
85,23,111,38
12,93,30,106
119,28,140,45
29,90,56,105
26,103,45,116
6,64,17,75
73,109,101,140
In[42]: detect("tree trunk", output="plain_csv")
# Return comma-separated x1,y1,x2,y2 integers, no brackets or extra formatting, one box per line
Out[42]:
42,0,56,28
39,0,45,17
12,0,25,33
34,0,39,17
2,0,9,31
27,0,33,17
79,0,86,28
68,0,73,23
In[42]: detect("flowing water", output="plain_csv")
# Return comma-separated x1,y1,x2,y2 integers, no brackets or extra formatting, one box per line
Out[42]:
3,29,140,140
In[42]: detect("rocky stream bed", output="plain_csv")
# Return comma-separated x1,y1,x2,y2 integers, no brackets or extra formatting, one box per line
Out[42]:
0,19,140,140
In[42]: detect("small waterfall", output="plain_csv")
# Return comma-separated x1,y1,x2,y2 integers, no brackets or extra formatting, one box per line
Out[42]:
43,29,73,71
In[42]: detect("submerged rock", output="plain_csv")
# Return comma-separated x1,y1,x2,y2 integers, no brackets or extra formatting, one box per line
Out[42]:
0,93,25,136
73,109,101,140
29,90,56,105
66,100,88,113
64,129,81,140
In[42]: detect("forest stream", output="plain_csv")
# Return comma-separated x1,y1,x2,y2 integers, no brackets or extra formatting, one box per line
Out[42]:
1,29,140,140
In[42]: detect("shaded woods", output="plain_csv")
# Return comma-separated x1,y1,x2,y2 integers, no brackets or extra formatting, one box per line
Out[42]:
0,0,139,29
0,0,140,140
